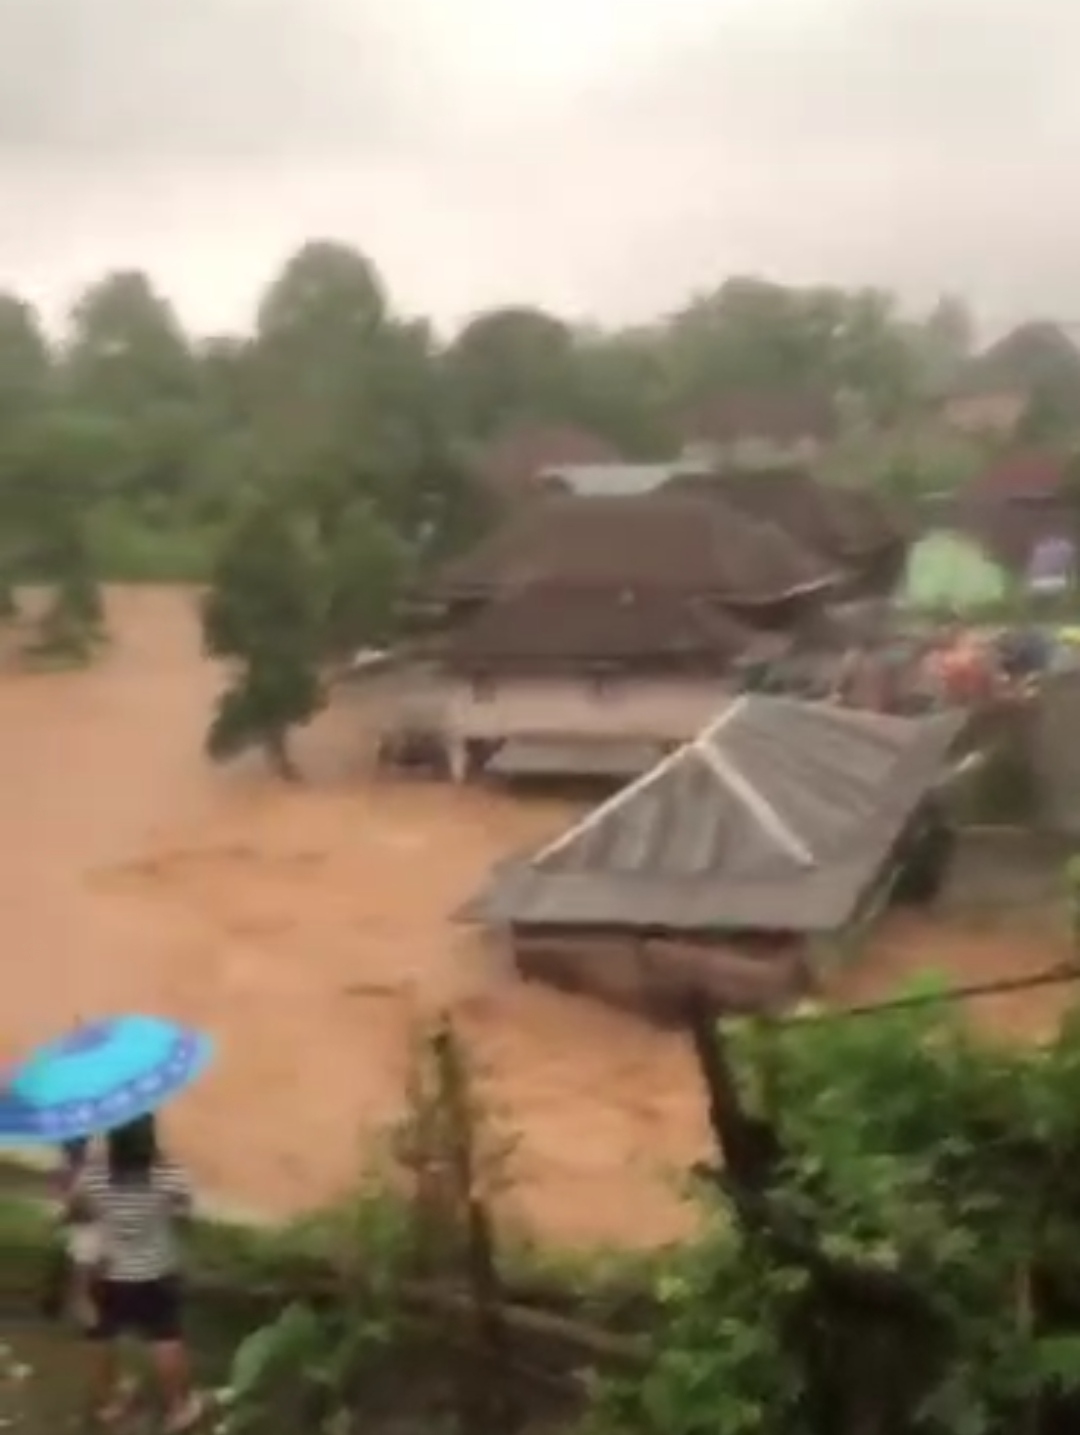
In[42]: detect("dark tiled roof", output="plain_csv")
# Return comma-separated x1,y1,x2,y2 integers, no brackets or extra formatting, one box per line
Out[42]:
667,467,903,562
436,585,778,669
682,390,839,444
965,450,1069,502
431,493,836,606
468,697,964,936
956,451,1078,569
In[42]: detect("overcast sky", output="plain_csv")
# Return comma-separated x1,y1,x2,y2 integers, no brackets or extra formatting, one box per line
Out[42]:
0,0,1077,337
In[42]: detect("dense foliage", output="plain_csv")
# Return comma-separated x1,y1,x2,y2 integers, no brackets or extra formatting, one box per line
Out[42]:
0,251,988,601
0,241,1056,740
594,985,1080,1435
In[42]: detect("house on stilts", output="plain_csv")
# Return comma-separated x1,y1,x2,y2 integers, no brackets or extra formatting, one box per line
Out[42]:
415,493,837,781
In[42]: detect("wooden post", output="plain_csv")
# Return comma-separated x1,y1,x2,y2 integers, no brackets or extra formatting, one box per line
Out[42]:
430,1017,515,1435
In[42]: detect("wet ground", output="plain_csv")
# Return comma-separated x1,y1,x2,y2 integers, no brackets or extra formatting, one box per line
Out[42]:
1,588,1076,1249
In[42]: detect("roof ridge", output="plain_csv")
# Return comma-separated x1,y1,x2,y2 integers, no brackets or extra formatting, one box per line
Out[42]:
690,722,817,870
530,699,745,867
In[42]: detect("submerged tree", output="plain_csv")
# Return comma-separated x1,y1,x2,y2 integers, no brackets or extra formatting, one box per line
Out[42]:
201,484,410,777
201,499,326,778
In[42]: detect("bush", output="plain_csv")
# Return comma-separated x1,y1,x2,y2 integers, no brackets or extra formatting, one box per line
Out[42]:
589,988,1080,1435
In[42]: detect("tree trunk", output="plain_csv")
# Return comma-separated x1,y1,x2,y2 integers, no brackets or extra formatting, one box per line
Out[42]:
265,729,300,781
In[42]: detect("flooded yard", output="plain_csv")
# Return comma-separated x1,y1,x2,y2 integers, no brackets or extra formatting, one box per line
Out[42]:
1,588,1076,1250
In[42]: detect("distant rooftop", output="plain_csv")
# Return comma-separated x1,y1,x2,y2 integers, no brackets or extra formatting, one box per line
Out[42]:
539,460,707,499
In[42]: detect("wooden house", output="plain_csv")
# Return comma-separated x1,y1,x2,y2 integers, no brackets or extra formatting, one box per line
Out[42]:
419,493,834,776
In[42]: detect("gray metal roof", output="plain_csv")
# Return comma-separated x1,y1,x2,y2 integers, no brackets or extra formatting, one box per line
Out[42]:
467,696,965,936
539,461,706,498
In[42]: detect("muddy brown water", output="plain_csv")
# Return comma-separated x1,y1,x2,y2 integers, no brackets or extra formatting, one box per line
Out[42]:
1,588,1075,1249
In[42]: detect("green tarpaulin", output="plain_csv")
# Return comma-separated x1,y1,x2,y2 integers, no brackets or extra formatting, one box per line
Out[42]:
900,530,1009,613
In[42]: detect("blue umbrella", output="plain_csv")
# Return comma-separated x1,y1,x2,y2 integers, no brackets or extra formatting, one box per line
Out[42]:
0,1014,213,1146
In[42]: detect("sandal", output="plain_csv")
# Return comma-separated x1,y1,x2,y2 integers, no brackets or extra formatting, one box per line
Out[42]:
95,1377,138,1428
164,1391,207,1434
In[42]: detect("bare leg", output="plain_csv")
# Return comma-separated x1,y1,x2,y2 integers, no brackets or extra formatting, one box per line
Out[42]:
150,1340,203,1432
87,1339,121,1421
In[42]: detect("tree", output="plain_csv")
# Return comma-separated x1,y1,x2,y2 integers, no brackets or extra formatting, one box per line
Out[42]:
662,277,920,424
573,326,675,456
916,294,976,392
201,500,327,778
0,293,51,424
250,240,387,465
321,499,408,662
60,271,204,513
201,484,411,777
63,270,196,412
444,306,580,439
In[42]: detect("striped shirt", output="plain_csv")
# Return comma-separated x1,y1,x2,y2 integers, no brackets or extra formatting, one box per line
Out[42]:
76,1159,192,1282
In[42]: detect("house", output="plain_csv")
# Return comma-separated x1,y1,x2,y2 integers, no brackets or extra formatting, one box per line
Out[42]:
678,390,839,470
666,466,907,597
957,450,1080,575
418,493,835,777
943,323,1080,438
432,584,789,776
461,697,965,1021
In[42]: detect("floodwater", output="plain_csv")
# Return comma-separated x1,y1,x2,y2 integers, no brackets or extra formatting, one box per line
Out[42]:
0,588,1075,1248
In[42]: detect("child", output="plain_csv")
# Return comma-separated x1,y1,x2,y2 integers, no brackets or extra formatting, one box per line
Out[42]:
57,1136,103,1330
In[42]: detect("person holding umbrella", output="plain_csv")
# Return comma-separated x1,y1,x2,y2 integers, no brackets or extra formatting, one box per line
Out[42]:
0,1013,213,1430
72,1112,204,1431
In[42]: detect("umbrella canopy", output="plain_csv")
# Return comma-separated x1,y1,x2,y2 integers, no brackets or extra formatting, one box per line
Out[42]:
0,1014,212,1146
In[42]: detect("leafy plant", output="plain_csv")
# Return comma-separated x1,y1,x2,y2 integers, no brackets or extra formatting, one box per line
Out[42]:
589,987,1080,1435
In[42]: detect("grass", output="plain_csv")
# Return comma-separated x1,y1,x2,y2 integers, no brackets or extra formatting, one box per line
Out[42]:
85,505,223,584
0,1160,657,1295
0,1162,664,1435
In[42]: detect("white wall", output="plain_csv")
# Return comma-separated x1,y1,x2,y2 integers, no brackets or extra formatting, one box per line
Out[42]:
442,675,733,742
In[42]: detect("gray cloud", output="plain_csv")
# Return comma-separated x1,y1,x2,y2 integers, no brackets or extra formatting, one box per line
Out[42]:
0,0,1079,331
0,0,439,161
589,0,1076,158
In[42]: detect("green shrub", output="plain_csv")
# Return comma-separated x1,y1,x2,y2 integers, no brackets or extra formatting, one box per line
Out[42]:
589,989,1080,1435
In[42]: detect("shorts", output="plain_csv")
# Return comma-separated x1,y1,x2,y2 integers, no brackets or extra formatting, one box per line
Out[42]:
87,1275,183,1344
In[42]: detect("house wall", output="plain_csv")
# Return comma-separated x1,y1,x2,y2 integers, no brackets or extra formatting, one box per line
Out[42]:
511,930,806,1023
681,436,824,470
943,390,1028,437
442,674,734,744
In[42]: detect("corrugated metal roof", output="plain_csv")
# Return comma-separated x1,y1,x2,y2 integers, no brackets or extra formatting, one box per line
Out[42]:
467,696,964,936
540,461,707,498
